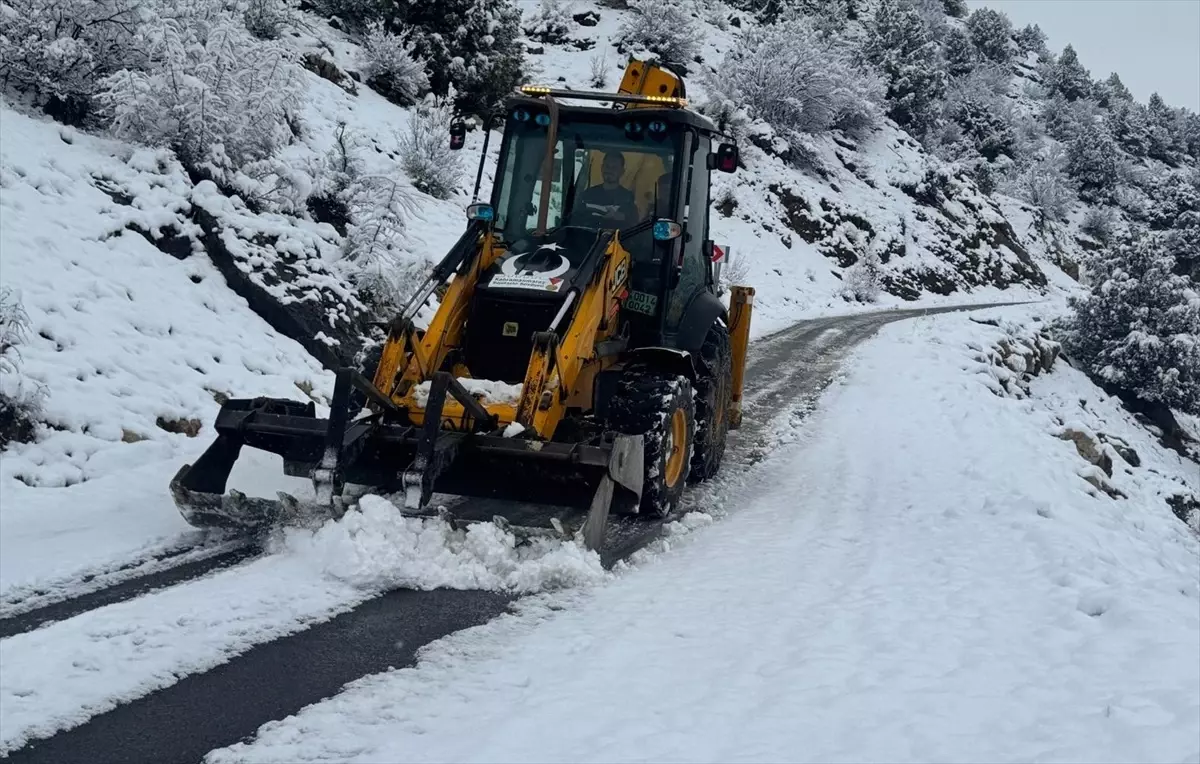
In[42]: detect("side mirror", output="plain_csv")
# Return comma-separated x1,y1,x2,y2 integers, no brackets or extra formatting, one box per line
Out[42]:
466,202,494,222
710,142,739,173
449,117,466,151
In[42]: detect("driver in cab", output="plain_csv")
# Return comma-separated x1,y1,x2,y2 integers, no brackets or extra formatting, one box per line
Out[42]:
574,152,638,227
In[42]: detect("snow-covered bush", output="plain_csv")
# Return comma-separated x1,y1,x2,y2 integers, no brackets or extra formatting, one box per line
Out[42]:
705,16,883,144
1066,123,1121,202
359,20,429,106
1009,152,1076,224
0,286,42,448
945,70,1016,161
1080,206,1117,244
589,51,609,88
398,94,463,200
0,0,147,123
841,248,883,302
242,0,294,39
966,7,1013,64
98,12,302,171
524,0,573,44
1058,230,1200,415
860,0,947,137
616,0,703,67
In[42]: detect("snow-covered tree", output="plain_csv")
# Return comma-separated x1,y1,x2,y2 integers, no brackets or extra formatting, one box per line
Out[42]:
242,0,294,39
1108,97,1150,156
1065,123,1121,202
343,175,426,320
705,16,884,142
1046,44,1091,101
1059,230,1200,414
398,93,463,199
1014,23,1047,55
948,92,1015,161
359,21,430,106
1145,93,1183,164
98,12,302,171
1095,71,1132,108
1143,171,1200,279
861,0,947,136
523,0,573,44
942,0,968,19
385,0,526,117
966,7,1013,64
616,0,703,68
942,26,977,77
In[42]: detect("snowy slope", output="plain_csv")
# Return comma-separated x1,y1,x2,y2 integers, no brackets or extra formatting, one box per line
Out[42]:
208,305,1200,764
0,106,337,605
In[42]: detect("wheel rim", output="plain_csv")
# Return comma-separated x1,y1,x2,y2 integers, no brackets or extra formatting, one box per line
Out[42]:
664,408,687,487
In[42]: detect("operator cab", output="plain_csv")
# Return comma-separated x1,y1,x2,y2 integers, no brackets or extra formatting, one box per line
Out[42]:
457,81,738,380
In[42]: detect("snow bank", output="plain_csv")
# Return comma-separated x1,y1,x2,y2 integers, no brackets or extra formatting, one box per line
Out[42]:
0,497,604,754
209,305,1199,764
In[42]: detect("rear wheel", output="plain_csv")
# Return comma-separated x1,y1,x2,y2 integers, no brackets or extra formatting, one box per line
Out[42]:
689,322,732,483
605,372,695,518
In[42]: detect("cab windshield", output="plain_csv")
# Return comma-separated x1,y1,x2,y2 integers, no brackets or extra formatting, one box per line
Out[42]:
491,106,683,242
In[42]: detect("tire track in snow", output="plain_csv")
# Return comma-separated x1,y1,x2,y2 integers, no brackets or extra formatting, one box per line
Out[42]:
0,544,260,639
0,301,1027,763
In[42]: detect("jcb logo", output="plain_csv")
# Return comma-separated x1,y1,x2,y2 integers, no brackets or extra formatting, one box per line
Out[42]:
502,321,519,337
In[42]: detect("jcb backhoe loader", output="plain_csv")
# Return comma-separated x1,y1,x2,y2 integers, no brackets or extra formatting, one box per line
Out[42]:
169,60,755,553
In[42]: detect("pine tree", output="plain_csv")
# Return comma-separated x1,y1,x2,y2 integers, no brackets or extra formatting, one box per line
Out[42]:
1108,98,1150,157
1145,93,1181,164
943,26,977,77
1066,123,1120,202
861,0,947,136
1061,230,1200,414
1095,71,1132,107
942,0,968,19
1144,171,1200,279
950,93,1015,160
1047,44,1091,101
966,7,1012,64
1014,23,1046,55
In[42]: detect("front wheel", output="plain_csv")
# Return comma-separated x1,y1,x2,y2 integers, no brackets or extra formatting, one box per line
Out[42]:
605,372,695,518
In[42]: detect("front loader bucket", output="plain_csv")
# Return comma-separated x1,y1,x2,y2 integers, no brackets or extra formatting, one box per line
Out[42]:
169,369,645,553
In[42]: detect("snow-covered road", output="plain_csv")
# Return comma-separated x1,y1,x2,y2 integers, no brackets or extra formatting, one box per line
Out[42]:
208,307,1200,764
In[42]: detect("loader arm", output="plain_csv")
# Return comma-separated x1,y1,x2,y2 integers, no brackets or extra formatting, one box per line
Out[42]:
370,227,505,403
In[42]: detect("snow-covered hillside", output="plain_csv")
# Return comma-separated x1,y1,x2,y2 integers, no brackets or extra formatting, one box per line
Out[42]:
0,0,1195,664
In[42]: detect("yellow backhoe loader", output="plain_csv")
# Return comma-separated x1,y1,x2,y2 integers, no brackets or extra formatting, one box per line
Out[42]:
169,60,755,553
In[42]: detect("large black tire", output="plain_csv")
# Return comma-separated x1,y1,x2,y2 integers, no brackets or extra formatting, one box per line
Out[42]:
605,372,695,518
689,322,732,483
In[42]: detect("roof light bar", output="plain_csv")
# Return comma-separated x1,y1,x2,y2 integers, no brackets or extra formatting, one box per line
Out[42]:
517,85,687,108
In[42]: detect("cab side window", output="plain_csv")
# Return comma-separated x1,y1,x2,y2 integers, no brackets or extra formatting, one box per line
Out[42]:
665,136,710,329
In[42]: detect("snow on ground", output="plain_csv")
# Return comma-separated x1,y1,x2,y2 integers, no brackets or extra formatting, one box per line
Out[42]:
0,105,336,601
0,494,604,755
207,304,1199,764
0,0,1070,601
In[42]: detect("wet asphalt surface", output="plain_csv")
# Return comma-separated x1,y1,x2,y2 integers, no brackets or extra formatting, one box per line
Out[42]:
1,302,1024,764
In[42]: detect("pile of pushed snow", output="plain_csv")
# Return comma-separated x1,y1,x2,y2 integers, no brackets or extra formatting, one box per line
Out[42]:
279,495,607,593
